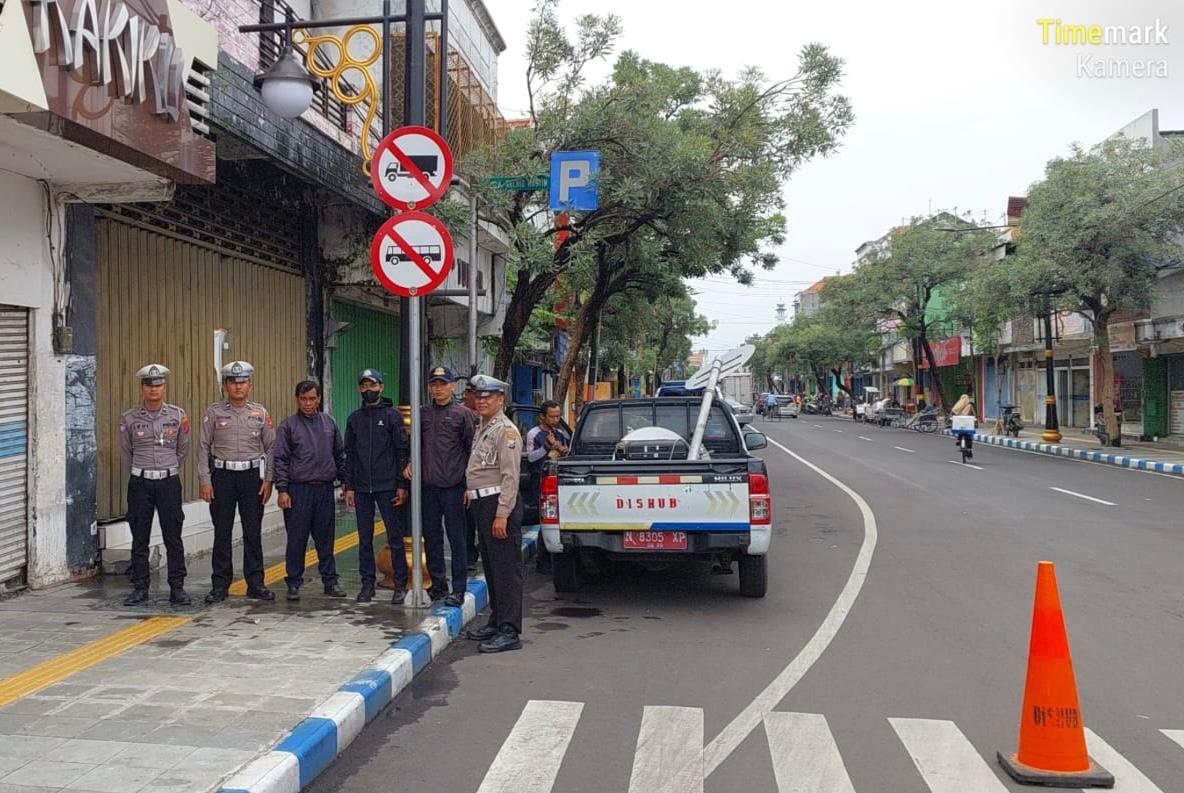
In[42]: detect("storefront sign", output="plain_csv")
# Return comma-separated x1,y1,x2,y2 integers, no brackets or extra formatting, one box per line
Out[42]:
30,0,187,121
920,336,962,369
16,0,215,183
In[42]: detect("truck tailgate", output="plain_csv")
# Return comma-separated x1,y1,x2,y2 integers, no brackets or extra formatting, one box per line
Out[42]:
558,469,750,534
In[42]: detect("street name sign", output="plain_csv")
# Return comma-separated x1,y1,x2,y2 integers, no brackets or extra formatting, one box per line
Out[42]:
488,175,550,191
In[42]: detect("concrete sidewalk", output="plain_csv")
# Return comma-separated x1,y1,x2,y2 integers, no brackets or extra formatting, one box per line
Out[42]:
0,509,523,793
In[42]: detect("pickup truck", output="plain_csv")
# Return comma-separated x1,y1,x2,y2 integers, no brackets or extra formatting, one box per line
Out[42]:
539,397,773,597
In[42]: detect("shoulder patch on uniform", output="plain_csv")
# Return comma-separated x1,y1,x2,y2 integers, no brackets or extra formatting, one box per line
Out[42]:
507,439,517,449
180,416,190,433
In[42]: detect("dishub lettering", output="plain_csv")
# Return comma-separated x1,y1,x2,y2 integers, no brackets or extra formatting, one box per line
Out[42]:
30,0,188,122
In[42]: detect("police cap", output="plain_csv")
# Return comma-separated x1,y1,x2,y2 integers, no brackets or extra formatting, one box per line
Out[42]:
221,360,254,382
427,365,456,384
469,374,509,396
358,368,384,384
136,363,170,386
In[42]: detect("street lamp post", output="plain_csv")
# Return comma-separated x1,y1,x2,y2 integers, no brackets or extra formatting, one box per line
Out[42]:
1034,290,1062,443
241,0,449,609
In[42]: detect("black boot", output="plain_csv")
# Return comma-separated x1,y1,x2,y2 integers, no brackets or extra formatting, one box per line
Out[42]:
123,588,149,606
356,584,375,603
479,630,522,653
324,583,347,597
169,587,191,606
204,589,228,604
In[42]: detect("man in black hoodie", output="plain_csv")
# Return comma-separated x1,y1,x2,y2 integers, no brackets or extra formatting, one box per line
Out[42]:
343,369,410,603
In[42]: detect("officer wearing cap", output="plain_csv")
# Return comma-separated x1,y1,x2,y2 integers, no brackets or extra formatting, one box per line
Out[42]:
406,365,476,606
119,365,191,606
199,361,276,604
343,369,409,603
463,374,524,652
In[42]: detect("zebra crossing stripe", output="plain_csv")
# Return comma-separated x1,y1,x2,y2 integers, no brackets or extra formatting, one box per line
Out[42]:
628,706,703,793
1085,728,1165,792
889,718,1009,793
763,712,855,793
1162,729,1184,752
476,700,584,793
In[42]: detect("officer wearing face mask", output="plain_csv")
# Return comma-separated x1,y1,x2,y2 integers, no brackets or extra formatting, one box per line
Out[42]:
343,369,410,603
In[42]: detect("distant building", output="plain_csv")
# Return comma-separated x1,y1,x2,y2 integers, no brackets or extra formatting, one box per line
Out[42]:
792,278,833,320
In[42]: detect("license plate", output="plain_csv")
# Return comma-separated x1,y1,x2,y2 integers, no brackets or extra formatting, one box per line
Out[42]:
622,531,688,550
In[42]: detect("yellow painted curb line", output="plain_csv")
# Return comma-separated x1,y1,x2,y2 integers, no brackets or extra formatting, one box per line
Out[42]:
0,616,189,708
228,522,385,596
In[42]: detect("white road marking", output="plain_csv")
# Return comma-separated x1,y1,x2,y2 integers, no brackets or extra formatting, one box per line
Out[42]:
476,700,584,793
813,424,824,428
832,429,844,433
1049,486,1117,506
628,706,703,793
703,437,877,776
1162,729,1184,751
763,712,855,793
894,446,916,454
947,460,984,470
889,718,1009,792
1085,728,1166,792
858,436,873,442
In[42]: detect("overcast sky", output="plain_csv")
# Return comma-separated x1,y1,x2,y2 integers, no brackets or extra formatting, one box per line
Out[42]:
483,0,1184,356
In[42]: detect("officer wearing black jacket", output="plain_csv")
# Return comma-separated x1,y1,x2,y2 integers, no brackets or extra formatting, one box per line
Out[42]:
343,369,410,603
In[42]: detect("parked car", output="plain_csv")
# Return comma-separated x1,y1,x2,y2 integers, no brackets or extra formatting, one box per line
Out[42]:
540,397,772,597
725,398,755,425
777,396,800,419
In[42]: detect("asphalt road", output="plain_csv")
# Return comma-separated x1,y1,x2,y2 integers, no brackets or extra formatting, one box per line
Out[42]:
307,415,1184,793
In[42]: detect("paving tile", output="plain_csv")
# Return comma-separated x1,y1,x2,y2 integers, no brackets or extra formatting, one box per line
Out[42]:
44,703,126,722
0,699,62,717
109,743,197,770
0,761,92,789
33,686,94,700
114,706,180,724
131,725,225,748
0,757,29,778
64,764,161,793
170,747,254,772
210,726,277,753
16,718,98,739
142,691,205,707
0,737,67,763
0,714,40,733
252,696,317,713
42,740,134,765
0,783,66,793
75,720,158,743
84,687,147,702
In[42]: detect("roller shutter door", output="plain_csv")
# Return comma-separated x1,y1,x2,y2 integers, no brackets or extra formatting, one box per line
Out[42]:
0,307,29,588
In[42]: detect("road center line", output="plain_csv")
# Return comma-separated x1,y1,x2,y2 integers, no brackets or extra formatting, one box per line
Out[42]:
832,429,844,434
893,446,915,454
1049,486,1116,506
812,424,824,428
947,460,984,470
858,436,873,442
703,437,877,776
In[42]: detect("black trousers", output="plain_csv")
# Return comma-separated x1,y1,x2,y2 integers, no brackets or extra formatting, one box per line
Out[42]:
471,494,523,635
209,467,265,592
423,483,468,594
283,482,339,588
126,475,186,590
356,490,403,588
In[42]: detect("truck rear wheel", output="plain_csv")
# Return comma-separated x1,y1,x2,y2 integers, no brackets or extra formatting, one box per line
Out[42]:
552,551,581,593
738,554,767,598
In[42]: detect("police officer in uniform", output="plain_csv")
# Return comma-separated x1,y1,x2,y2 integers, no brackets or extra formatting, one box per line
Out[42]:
119,365,191,606
463,375,524,653
200,361,276,603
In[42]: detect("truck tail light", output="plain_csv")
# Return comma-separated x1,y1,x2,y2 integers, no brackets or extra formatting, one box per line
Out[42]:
749,472,771,525
541,474,559,525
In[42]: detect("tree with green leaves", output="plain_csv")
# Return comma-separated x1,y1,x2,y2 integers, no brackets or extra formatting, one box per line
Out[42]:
823,215,996,408
596,287,713,397
1011,135,1184,444
465,0,853,382
770,314,873,397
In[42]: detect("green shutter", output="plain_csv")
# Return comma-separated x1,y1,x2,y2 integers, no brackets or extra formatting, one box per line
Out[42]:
1142,357,1168,438
330,302,401,430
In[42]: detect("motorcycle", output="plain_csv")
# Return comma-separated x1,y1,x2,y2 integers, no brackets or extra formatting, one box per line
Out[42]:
1000,405,1023,438
1090,403,1122,446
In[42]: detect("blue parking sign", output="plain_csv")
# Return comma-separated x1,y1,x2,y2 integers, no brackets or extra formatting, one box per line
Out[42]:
549,150,599,211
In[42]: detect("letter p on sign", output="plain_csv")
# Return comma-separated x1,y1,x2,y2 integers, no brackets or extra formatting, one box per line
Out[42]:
549,150,599,212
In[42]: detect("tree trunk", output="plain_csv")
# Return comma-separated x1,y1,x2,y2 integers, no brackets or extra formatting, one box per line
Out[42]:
1093,313,1121,447
830,368,855,398
919,336,947,409
493,270,559,379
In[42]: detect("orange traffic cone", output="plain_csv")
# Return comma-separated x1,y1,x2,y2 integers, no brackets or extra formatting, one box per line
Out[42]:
997,561,1114,787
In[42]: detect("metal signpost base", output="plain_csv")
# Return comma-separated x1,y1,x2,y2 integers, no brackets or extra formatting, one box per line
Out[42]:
404,295,431,609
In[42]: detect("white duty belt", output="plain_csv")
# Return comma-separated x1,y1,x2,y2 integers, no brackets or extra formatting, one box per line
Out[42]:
131,467,178,479
213,458,263,471
466,486,502,499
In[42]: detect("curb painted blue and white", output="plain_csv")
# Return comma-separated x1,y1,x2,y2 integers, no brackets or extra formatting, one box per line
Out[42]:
218,529,539,793
941,430,1184,475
